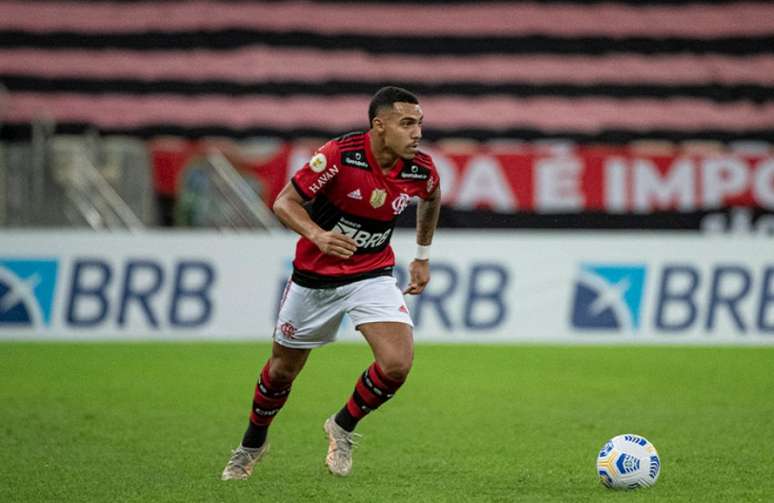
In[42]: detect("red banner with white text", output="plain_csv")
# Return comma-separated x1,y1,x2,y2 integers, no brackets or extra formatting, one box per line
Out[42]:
151,139,774,230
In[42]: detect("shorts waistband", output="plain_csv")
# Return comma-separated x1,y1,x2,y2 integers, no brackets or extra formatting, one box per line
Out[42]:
291,267,394,289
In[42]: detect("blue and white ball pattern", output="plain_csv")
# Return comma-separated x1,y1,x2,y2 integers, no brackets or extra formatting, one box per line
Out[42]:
597,434,660,489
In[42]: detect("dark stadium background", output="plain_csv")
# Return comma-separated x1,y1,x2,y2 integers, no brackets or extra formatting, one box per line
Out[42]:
1,0,772,232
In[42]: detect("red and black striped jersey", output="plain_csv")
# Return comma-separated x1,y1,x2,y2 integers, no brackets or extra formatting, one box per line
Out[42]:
290,131,440,288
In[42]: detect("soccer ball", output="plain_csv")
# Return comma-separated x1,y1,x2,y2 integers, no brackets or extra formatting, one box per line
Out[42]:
596,434,660,489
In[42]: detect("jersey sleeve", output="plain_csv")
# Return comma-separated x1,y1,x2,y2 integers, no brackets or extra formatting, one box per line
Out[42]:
291,140,341,200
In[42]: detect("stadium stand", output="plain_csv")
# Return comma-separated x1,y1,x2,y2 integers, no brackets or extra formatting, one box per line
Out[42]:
0,0,772,230
1,0,772,142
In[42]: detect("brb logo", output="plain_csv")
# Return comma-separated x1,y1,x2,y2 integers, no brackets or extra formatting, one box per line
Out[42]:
571,265,646,330
571,262,774,334
0,257,216,332
0,259,59,327
394,261,510,330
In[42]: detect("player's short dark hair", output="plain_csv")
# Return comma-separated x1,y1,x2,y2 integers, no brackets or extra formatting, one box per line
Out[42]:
368,86,419,126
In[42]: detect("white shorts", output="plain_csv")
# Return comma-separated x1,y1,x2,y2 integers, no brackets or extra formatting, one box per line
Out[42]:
273,275,413,349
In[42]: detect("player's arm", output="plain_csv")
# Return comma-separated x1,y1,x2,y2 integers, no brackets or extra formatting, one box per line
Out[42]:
404,186,441,295
272,182,357,259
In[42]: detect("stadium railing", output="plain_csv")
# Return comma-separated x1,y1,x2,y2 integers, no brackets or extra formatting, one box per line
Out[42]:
51,136,145,231
174,148,279,232
0,123,157,229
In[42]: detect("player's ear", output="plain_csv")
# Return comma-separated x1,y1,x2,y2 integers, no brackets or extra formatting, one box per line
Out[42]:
372,117,384,132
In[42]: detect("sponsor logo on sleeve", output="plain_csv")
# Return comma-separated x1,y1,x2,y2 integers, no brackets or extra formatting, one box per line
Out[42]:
308,164,340,194
309,152,327,173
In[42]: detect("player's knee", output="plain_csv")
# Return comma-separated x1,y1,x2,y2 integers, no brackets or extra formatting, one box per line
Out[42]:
268,364,300,388
379,356,412,384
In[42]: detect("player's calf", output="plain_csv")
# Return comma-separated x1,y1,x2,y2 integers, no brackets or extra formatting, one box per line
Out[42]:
335,361,406,432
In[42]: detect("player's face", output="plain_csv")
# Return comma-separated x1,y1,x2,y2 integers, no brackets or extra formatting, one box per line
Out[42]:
380,102,423,159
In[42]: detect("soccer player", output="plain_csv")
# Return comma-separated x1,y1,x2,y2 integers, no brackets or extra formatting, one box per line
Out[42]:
221,86,442,479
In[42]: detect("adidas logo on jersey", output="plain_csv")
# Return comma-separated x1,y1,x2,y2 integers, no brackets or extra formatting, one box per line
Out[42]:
347,189,363,200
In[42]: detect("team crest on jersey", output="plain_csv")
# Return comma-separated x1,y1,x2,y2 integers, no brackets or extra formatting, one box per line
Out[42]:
370,189,387,208
309,152,327,173
392,193,411,215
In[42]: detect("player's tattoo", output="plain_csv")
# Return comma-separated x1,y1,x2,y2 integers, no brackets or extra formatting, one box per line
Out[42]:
416,188,441,246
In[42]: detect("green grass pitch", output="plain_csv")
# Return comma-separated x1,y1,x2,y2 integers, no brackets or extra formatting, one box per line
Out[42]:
1,342,773,502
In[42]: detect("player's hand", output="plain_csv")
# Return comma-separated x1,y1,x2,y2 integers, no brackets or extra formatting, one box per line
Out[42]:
403,259,430,295
311,229,358,259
